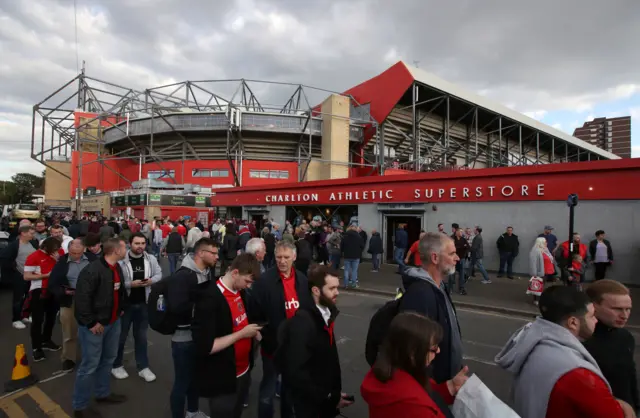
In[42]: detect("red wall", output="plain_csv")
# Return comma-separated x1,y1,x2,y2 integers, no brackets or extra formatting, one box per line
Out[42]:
71,151,135,194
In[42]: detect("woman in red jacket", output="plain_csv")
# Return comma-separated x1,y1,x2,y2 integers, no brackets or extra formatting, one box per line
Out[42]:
361,312,469,418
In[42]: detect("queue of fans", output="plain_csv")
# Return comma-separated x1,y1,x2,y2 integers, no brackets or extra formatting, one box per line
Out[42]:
0,213,633,418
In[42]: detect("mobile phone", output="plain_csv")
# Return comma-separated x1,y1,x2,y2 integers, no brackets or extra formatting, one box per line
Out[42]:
255,321,269,327
342,394,355,402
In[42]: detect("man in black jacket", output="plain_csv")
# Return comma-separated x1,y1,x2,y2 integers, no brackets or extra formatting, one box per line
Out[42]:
340,225,364,288
584,279,639,412
496,226,519,279
367,229,383,273
192,253,263,418
72,237,128,417
250,240,314,418
48,239,90,371
399,232,464,383
279,265,353,417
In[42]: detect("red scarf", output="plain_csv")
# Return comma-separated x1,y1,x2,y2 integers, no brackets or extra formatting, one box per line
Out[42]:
324,321,335,346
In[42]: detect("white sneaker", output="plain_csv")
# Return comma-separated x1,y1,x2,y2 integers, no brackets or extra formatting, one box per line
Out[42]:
22,316,32,324
111,366,129,380
12,321,26,330
186,411,210,418
138,368,156,382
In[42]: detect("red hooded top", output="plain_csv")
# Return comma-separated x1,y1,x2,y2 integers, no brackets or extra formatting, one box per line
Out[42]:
361,368,454,418
560,241,587,260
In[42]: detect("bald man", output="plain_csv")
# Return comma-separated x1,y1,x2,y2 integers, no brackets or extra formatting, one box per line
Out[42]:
49,239,91,371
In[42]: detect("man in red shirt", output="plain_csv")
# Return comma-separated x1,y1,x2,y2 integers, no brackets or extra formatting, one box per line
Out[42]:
72,238,128,417
495,285,634,418
23,237,63,362
192,253,263,417
404,231,426,267
250,241,314,418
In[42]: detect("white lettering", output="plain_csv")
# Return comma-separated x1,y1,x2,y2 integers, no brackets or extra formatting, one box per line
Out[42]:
521,185,529,196
385,190,393,199
338,192,343,200
488,186,495,197
463,187,469,198
277,195,284,202
302,194,310,202
311,194,318,202
438,188,445,198
414,189,420,199
329,193,336,201
355,191,360,200
284,298,300,310
450,188,456,198
297,194,301,201
425,189,433,198
345,192,352,200
363,191,369,200
501,186,514,197
266,195,271,202
475,187,483,197
537,184,545,196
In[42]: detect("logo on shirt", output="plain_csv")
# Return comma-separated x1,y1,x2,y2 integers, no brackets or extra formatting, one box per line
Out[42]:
284,298,299,310
234,312,247,327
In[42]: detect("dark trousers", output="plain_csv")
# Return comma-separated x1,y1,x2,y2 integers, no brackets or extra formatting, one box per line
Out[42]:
263,253,274,269
12,272,30,322
168,253,180,274
207,372,251,418
498,252,515,277
295,259,310,276
594,262,609,281
259,355,292,418
371,253,381,271
30,289,58,350
171,341,200,418
317,246,329,265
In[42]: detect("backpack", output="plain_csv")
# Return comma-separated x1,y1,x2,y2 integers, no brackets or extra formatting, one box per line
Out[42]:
365,295,403,367
147,278,180,335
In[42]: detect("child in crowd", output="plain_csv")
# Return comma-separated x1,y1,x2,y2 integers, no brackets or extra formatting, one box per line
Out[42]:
567,253,585,291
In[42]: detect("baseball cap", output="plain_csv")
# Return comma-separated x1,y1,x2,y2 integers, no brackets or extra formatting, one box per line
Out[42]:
544,225,554,230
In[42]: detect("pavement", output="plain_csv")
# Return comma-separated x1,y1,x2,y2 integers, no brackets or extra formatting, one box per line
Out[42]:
348,261,640,328
0,288,530,417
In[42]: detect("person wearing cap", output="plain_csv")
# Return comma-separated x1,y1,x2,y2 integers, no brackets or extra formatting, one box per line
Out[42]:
539,226,558,254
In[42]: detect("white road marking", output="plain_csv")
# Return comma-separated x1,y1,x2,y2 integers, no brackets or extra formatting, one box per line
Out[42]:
463,355,498,367
463,339,505,350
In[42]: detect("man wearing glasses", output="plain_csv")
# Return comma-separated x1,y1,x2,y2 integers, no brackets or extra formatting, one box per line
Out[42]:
167,238,219,418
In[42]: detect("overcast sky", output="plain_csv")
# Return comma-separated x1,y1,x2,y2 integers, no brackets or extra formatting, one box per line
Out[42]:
1,0,639,180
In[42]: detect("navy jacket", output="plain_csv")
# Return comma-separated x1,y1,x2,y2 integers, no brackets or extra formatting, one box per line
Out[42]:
394,228,408,249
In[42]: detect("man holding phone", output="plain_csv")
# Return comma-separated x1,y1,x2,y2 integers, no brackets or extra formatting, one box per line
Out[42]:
111,233,162,382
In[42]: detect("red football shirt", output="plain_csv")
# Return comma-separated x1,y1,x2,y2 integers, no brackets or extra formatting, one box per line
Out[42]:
24,249,60,291
409,240,421,266
217,279,251,377
280,267,299,319
108,263,121,324
161,224,172,238
177,224,187,237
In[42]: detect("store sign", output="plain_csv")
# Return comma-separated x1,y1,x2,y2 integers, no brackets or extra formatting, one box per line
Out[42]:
264,184,544,204
111,195,147,207
147,194,212,207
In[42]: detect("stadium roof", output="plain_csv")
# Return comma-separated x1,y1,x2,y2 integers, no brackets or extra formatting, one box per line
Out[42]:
344,61,620,160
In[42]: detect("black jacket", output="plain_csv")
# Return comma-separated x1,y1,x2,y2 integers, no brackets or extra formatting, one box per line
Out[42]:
367,232,383,254
166,232,183,254
74,258,128,328
295,238,313,261
191,282,255,398
341,230,364,259
399,274,461,383
588,239,614,262
584,322,639,411
221,234,239,260
85,250,101,262
168,266,215,328
238,231,251,252
497,233,519,255
453,235,470,259
249,267,313,356
283,306,342,418
264,233,276,255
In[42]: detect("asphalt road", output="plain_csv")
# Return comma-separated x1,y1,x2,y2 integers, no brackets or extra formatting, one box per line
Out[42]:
0,281,535,418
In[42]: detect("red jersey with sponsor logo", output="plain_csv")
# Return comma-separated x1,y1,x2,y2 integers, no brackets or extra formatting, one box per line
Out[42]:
108,262,121,324
24,249,64,291
218,279,251,377
280,268,299,319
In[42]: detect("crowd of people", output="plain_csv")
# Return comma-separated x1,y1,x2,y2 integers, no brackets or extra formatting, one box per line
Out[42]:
0,213,633,418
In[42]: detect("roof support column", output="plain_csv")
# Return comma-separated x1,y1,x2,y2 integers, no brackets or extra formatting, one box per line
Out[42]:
444,95,450,166
535,132,540,164
551,138,555,163
412,83,419,171
518,125,523,166
379,122,385,175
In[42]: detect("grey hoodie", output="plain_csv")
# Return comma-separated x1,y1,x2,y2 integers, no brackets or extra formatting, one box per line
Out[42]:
495,317,609,418
171,254,212,343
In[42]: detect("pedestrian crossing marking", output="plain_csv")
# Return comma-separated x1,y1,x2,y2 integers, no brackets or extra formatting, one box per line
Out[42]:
0,386,69,417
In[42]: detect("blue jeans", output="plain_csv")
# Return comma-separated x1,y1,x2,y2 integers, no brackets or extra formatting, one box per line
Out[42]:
73,320,121,411
371,253,381,271
113,303,149,370
343,259,360,287
447,260,466,293
394,247,406,271
259,355,292,418
474,258,490,281
168,253,180,274
171,341,200,418
329,253,341,270
152,242,161,259
499,252,515,277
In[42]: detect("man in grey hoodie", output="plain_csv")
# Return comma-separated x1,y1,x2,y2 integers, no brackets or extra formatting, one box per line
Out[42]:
495,285,632,418
167,237,219,418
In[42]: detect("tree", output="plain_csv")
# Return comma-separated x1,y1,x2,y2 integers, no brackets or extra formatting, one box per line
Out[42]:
11,173,44,204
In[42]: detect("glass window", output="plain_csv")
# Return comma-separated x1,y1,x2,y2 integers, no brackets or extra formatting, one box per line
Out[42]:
249,170,259,178
219,170,229,177
279,171,289,179
259,170,269,178
148,170,174,179
269,171,279,178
